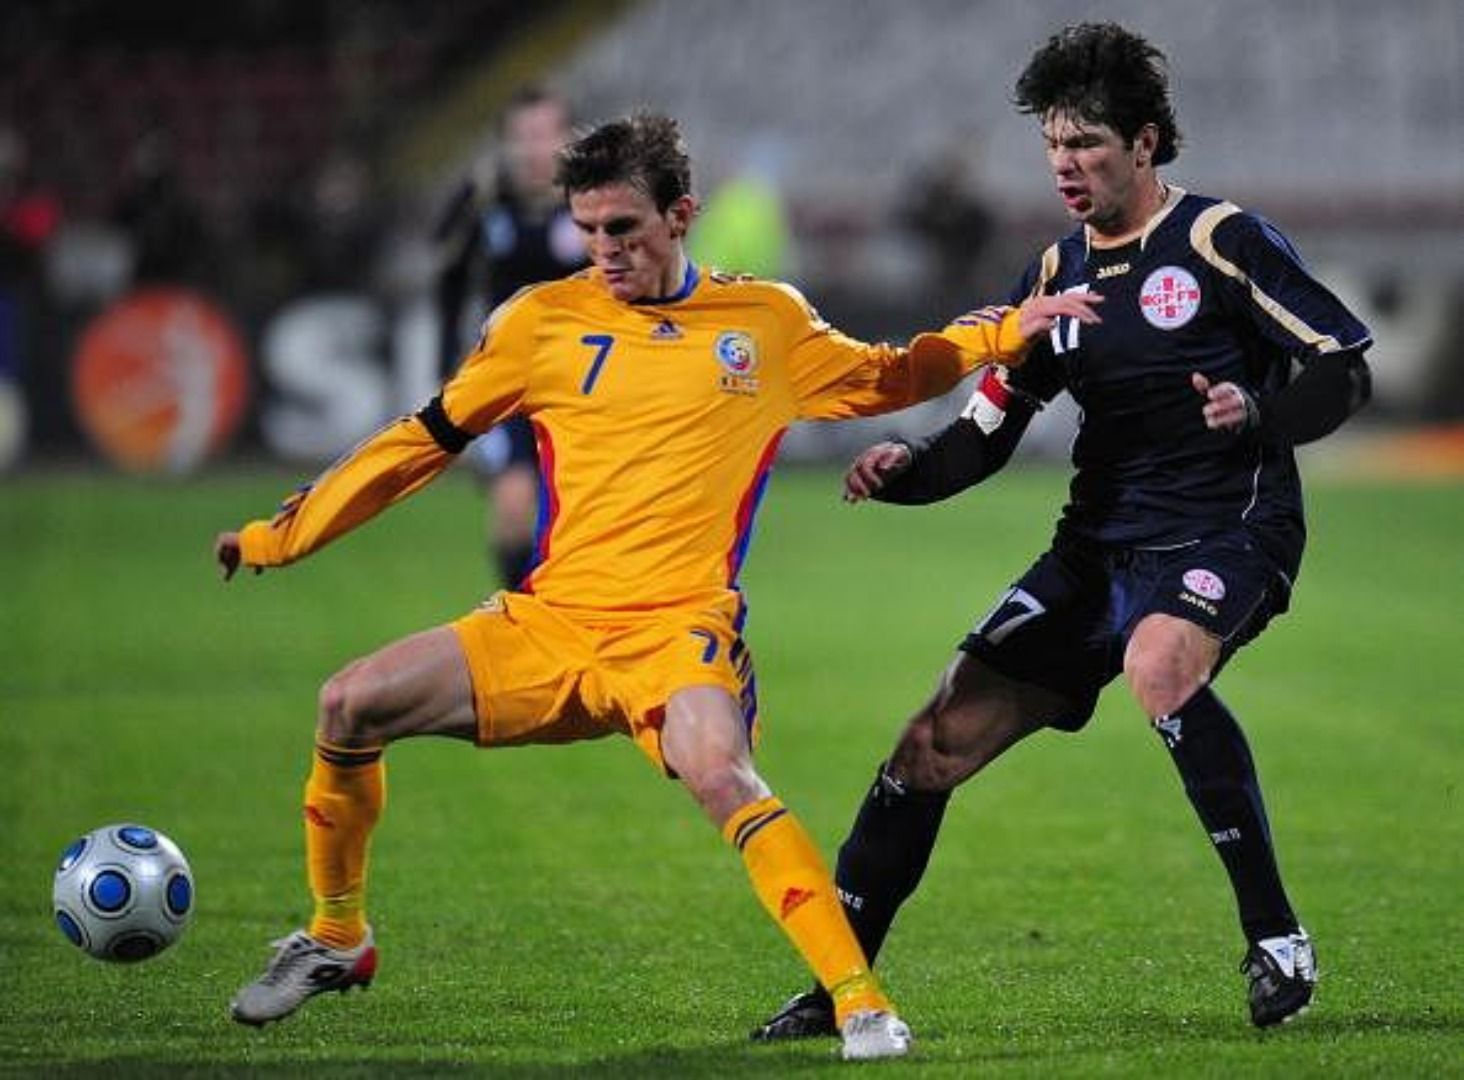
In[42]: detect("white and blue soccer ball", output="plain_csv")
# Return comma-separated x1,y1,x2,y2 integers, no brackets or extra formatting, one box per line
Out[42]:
53,823,194,962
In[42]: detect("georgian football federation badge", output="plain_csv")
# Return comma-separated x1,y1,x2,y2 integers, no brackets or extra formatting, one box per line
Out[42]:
1139,266,1201,330
1179,567,1226,617
715,330,760,396
1182,568,1226,601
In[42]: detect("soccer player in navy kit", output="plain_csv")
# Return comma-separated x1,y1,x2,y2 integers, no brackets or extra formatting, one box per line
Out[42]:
437,85,587,586
756,22,1372,1038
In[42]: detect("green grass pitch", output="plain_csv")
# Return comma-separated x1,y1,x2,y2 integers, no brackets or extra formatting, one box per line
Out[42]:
3,462,1462,1076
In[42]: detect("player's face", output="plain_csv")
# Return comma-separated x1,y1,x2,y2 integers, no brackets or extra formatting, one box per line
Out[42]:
570,182,694,303
1042,110,1157,238
503,100,571,198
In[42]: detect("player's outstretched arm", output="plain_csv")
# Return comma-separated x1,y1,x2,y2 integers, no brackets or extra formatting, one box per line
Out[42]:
846,367,1039,506
223,413,461,575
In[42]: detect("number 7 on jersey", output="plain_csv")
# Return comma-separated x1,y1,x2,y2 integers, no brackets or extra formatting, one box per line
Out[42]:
579,334,615,394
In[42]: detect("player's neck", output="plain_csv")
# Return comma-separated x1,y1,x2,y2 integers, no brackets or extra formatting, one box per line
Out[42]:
656,249,691,299
1088,178,1171,250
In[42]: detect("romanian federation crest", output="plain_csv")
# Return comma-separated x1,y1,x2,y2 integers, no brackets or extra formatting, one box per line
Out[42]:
715,331,760,395
1139,266,1201,330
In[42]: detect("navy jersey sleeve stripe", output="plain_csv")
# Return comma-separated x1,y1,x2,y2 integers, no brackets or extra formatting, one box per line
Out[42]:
1192,204,1372,356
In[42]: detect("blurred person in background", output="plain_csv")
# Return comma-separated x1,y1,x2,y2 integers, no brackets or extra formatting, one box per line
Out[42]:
687,133,793,280
112,128,211,287
899,135,997,327
214,110,1102,1059
436,84,585,587
755,21,1372,1042
0,125,61,465
301,145,380,292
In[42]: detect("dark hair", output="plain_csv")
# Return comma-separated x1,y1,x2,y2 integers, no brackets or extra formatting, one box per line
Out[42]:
555,112,693,211
1013,23,1181,165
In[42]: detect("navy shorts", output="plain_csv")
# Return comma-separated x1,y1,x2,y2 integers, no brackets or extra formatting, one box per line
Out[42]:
466,414,538,476
961,529,1293,731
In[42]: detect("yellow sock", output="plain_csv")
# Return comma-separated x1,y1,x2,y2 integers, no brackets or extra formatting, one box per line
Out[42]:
303,741,385,950
724,796,891,1025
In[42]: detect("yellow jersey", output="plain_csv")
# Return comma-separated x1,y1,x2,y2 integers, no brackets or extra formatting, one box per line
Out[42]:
238,265,1028,612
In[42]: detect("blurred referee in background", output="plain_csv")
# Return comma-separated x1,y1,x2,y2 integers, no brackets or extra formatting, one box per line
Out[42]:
436,84,586,587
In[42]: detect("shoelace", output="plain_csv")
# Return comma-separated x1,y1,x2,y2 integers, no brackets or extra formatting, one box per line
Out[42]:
258,933,315,985
846,1012,887,1036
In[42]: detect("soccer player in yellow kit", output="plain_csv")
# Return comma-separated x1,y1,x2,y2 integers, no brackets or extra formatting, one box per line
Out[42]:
217,112,1101,1059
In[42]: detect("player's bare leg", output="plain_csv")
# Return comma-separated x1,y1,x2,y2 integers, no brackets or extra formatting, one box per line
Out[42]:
664,687,910,1059
1126,613,1313,1026
232,627,478,1026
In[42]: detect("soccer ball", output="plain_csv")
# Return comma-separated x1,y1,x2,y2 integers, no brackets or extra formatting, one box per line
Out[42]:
53,823,194,962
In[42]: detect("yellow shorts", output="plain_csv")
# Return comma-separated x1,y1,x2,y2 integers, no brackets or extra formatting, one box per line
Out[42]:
449,590,759,771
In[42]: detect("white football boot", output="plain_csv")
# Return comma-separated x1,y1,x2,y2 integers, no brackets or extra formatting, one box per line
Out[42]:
839,1008,913,1061
231,925,377,1026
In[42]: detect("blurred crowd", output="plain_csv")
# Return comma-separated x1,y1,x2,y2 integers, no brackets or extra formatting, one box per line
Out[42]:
0,11,1017,468
4,1,1457,472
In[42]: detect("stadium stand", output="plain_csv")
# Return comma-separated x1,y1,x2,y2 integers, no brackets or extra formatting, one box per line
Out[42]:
558,0,1464,235
2,0,1460,465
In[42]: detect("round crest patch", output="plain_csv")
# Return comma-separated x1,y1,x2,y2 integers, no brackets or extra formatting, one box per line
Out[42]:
1139,266,1201,330
1182,568,1226,601
715,331,759,375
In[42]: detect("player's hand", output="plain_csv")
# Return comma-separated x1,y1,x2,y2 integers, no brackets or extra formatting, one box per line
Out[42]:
844,441,913,503
1016,291,1104,341
1192,372,1259,433
213,531,258,581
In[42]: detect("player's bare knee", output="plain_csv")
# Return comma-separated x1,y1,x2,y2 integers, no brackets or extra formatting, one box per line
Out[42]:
317,664,383,745
1124,652,1203,719
1126,615,1219,718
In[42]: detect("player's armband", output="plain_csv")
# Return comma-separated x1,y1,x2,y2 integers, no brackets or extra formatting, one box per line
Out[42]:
959,365,1018,434
416,394,473,454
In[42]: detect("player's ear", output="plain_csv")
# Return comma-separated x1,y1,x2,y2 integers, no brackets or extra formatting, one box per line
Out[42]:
666,195,697,239
1134,123,1160,168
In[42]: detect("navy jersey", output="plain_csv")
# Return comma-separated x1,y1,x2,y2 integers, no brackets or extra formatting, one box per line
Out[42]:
1005,189,1370,570
478,190,587,307
439,185,587,377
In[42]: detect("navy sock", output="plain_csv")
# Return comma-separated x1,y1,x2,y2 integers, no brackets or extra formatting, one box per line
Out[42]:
833,763,952,965
1154,687,1299,942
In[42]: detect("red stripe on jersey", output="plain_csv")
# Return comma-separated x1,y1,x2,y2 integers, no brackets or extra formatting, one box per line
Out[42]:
522,420,559,594
726,430,785,585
